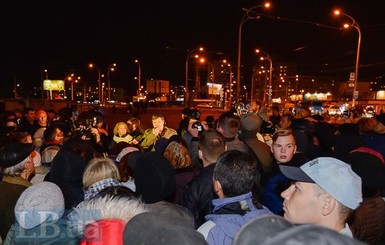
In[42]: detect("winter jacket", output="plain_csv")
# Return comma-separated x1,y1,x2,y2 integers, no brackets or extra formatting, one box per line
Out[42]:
180,163,216,228
349,197,385,244
197,192,271,245
140,127,177,152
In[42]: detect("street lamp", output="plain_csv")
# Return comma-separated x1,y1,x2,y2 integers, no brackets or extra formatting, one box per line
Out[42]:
223,60,233,108
106,63,117,102
334,9,361,107
185,47,204,106
255,49,273,107
236,2,271,105
89,63,101,103
134,59,141,101
65,74,80,101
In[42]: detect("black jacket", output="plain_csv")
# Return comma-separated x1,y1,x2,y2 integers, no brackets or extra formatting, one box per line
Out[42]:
180,163,216,228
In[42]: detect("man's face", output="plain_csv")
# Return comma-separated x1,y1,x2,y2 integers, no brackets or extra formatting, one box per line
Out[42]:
279,116,291,129
281,181,322,225
55,128,65,144
36,112,47,125
26,111,36,122
271,135,297,164
152,117,164,131
249,101,259,112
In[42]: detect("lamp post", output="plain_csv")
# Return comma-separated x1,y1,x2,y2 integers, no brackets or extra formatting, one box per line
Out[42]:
107,63,117,102
134,60,141,101
89,63,101,103
255,49,273,107
334,9,361,107
65,74,81,101
236,2,270,105
222,60,233,109
185,47,204,106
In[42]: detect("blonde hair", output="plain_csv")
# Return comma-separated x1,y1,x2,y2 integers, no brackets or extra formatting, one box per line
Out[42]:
272,129,295,144
113,122,129,136
83,158,121,189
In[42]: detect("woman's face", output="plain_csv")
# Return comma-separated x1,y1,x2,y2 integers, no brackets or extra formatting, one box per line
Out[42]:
117,124,127,135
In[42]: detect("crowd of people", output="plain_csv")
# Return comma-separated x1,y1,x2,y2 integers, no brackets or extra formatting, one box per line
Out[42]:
0,100,384,245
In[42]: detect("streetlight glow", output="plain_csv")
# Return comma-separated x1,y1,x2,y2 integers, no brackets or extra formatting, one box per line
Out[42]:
185,47,205,106
333,9,361,107
134,60,141,101
89,63,101,103
255,48,273,107
107,63,117,101
236,3,271,105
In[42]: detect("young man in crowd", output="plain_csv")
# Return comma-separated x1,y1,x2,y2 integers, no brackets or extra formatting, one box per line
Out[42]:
280,157,362,237
181,129,226,228
262,129,305,215
197,150,271,245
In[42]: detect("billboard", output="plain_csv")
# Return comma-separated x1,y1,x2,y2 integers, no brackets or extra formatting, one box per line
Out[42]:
146,80,169,94
43,80,64,91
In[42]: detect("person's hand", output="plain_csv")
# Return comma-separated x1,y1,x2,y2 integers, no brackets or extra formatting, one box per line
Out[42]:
201,121,209,131
153,127,162,136
131,138,139,145
188,120,199,138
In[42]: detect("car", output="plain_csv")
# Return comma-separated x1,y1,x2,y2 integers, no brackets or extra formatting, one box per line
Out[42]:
196,103,213,108
328,105,341,115
364,107,375,118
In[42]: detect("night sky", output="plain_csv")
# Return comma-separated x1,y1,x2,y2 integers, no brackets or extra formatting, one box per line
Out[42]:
1,0,385,98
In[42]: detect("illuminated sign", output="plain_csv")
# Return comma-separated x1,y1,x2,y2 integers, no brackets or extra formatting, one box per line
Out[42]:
43,80,65,91
207,83,222,95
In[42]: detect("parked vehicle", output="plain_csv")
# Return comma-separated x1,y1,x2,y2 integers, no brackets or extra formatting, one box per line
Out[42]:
196,103,213,108
294,100,324,115
328,105,341,115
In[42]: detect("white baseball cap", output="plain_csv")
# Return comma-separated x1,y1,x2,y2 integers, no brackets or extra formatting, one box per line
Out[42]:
280,157,362,209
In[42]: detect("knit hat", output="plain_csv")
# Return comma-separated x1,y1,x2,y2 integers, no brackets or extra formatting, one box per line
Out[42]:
110,142,130,156
123,212,207,245
41,145,61,164
134,151,176,204
81,219,126,245
277,225,366,245
32,150,42,167
280,157,362,209
163,141,192,169
233,214,293,245
0,143,34,168
15,182,65,229
96,116,104,123
127,151,143,171
115,146,139,162
233,215,365,245
233,223,366,245
348,149,385,189
33,127,47,148
182,107,191,116
190,109,201,120
240,112,262,132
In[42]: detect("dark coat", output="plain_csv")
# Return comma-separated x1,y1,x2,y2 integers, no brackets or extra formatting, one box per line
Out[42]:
180,163,216,228
349,197,385,245
0,176,31,240
48,148,88,209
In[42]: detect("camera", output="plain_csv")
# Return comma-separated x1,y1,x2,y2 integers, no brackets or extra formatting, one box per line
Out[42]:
192,121,204,132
